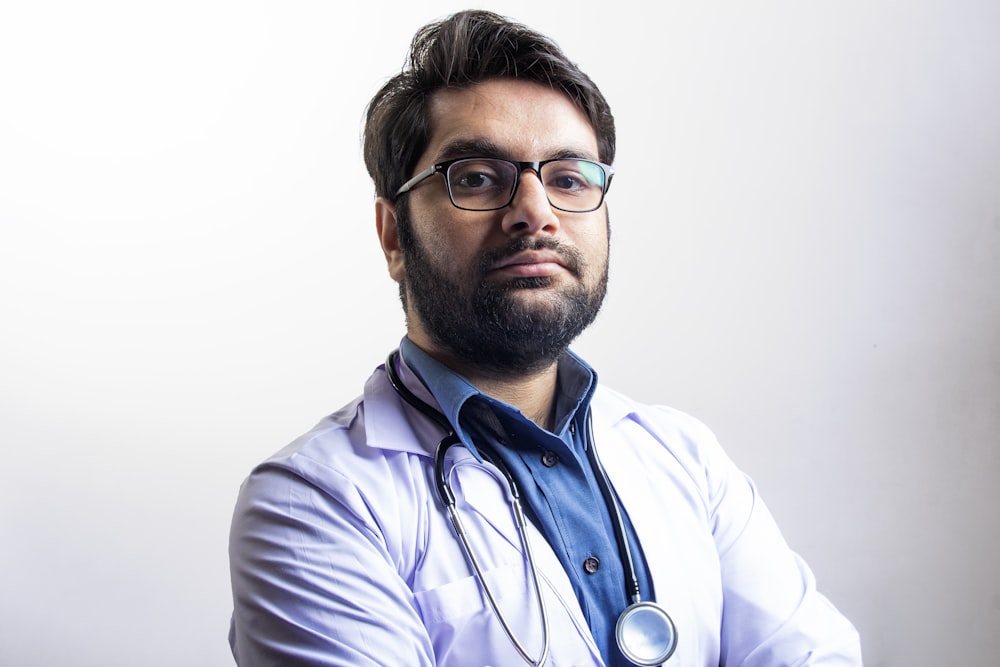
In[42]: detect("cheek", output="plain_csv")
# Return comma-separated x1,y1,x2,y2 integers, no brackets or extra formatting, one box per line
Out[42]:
576,218,610,261
411,215,488,274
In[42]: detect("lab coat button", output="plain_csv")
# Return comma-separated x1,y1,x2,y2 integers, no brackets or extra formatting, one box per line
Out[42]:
541,450,559,467
583,556,600,574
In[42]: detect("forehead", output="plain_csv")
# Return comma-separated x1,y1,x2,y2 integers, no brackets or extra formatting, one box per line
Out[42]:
422,79,599,163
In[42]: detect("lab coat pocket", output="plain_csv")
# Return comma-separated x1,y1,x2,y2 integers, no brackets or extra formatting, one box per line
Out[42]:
413,562,526,623
413,563,552,666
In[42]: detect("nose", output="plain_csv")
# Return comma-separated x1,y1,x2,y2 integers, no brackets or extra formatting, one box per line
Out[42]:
500,169,562,236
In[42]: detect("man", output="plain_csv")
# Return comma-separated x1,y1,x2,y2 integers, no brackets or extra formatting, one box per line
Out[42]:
228,10,862,666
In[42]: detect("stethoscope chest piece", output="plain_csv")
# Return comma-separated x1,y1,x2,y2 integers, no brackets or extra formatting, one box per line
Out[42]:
616,601,678,665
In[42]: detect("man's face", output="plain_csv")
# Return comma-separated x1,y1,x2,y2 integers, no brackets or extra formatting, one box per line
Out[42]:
379,79,610,378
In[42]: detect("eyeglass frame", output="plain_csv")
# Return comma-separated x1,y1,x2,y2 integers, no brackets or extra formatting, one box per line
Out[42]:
393,157,615,213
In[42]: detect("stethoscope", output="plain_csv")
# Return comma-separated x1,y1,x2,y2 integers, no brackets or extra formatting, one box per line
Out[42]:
385,350,678,666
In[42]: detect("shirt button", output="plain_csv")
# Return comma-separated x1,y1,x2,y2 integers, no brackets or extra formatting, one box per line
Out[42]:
541,450,559,467
583,556,601,574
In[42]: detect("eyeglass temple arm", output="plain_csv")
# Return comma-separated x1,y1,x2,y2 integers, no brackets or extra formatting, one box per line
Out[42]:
395,164,442,197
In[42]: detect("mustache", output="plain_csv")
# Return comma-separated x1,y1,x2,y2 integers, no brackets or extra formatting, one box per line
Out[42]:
475,237,584,278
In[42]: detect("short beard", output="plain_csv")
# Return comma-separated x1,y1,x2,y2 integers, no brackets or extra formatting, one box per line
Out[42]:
396,202,609,379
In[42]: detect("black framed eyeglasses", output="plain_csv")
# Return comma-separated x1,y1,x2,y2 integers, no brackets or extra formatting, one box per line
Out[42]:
394,157,615,213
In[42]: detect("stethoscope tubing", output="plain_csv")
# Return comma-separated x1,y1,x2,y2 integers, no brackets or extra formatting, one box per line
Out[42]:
386,352,550,665
384,349,677,666
585,415,643,606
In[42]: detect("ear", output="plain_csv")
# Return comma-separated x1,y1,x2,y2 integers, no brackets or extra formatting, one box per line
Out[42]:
375,197,405,283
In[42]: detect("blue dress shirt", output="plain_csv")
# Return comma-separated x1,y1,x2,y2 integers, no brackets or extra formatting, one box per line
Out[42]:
399,338,654,666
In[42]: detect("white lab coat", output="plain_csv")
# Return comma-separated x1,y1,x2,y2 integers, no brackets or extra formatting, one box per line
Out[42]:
228,361,862,666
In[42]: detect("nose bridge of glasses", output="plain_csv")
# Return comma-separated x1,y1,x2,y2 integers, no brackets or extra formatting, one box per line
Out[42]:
518,160,544,177
509,161,548,203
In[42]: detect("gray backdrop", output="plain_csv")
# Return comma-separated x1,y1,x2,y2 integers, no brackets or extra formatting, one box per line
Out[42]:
1,1,997,665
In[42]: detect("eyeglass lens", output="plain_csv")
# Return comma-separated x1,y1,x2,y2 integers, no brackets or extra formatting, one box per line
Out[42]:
446,158,607,212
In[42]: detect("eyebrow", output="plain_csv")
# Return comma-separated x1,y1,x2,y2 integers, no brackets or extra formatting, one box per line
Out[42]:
433,138,599,163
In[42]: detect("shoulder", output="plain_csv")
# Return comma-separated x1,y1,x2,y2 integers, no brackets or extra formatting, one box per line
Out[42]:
257,395,369,481
590,385,741,498
592,384,723,456
248,365,438,491
232,363,441,526
230,376,438,576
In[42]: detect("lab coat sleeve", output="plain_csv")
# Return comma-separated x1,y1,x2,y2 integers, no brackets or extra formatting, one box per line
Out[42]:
697,423,863,666
228,455,436,667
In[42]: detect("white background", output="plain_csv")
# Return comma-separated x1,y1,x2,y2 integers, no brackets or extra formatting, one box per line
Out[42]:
1,1,998,665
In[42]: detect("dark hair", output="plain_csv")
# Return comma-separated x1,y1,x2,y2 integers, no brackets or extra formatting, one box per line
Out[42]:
362,10,616,200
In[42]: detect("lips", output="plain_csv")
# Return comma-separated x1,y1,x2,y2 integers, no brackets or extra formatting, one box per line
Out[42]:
489,249,567,272
480,240,582,280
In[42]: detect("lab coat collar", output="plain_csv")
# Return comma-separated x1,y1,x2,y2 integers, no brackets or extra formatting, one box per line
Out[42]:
362,353,448,458
362,348,637,459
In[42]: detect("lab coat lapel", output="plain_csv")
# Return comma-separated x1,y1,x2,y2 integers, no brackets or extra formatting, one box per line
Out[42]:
588,391,678,592
447,446,601,658
590,396,720,666
594,419,678,589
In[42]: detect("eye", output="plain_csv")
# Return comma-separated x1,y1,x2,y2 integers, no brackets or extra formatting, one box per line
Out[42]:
449,159,509,192
551,173,585,191
457,171,493,188
544,160,604,194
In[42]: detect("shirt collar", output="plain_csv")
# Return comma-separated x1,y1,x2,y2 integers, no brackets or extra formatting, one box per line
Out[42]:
398,337,598,444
